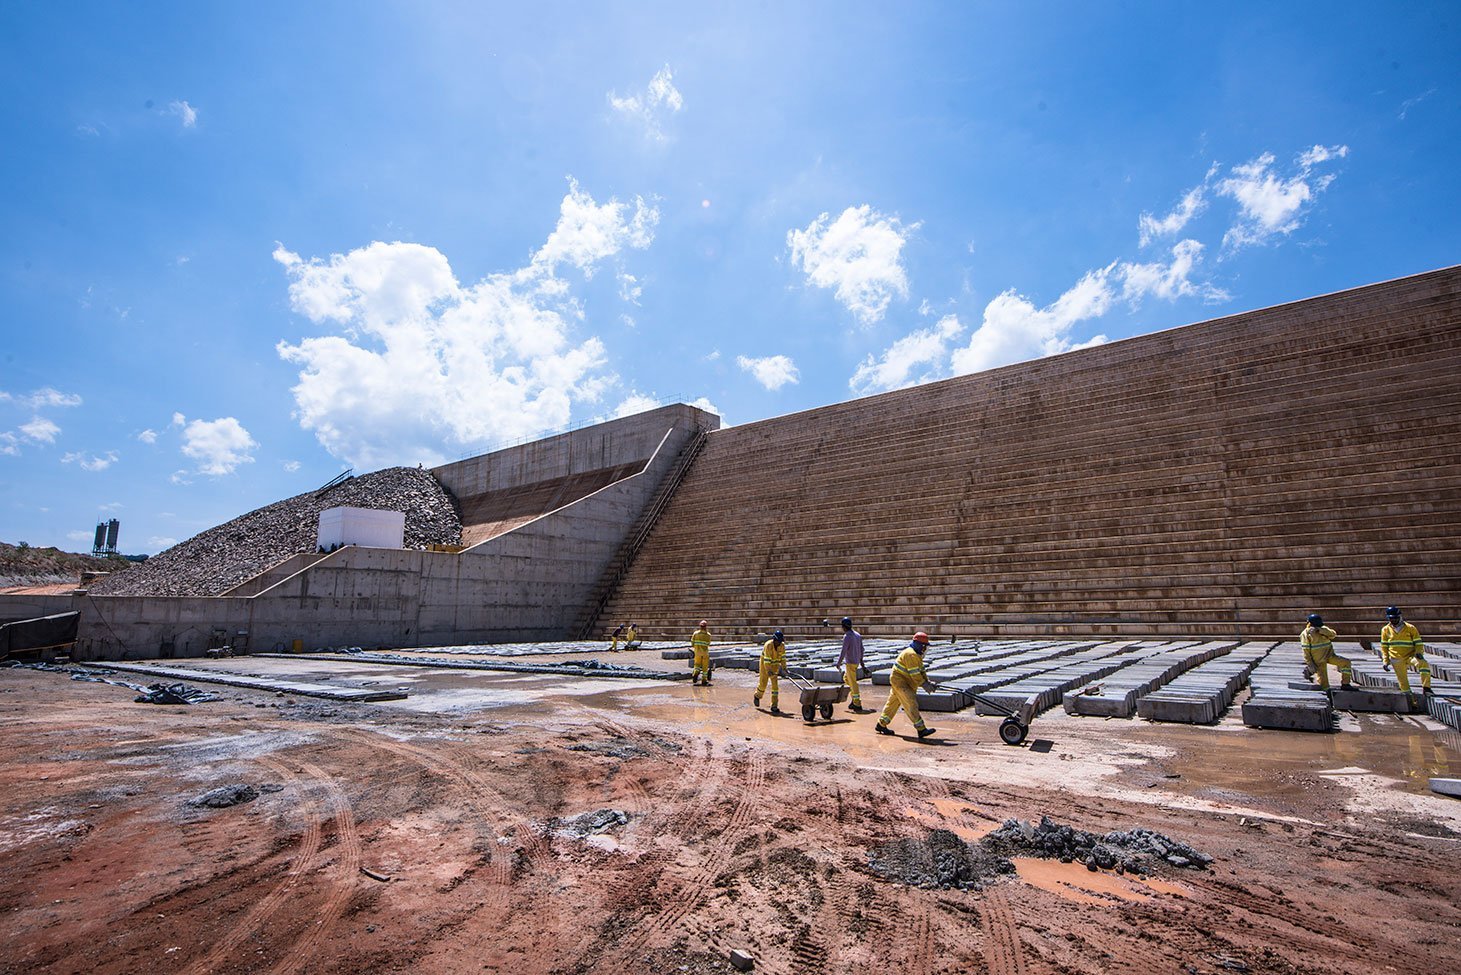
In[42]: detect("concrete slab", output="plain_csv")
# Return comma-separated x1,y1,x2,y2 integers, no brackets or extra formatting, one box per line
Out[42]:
1329,688,1422,714
87,662,408,702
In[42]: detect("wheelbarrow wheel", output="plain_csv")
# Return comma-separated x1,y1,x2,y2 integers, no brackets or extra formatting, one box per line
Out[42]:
819,703,834,720
802,704,817,722
998,717,1028,746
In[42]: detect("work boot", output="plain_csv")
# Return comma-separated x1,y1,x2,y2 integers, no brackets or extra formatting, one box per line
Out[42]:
874,723,894,736
753,695,761,708
848,703,861,712
917,727,937,739
769,706,783,715
1424,686,1434,696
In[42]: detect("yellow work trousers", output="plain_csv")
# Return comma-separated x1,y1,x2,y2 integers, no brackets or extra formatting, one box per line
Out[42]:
1303,646,1352,689
879,679,926,731
756,661,780,707
693,649,711,682
843,662,862,706
1389,650,1432,692
611,637,620,651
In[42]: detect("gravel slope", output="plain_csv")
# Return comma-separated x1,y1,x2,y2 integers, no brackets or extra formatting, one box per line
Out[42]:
92,467,461,597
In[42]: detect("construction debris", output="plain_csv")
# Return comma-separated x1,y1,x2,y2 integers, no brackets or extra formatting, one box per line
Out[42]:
552,808,630,839
187,784,260,808
867,828,1016,890
134,682,216,705
983,816,1213,872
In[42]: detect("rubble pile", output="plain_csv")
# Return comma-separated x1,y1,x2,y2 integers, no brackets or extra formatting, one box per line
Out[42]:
867,829,1016,890
984,816,1213,872
92,468,462,597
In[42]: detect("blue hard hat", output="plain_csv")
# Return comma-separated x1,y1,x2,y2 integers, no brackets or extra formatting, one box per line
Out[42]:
1307,613,1323,627
1385,605,1402,619
841,616,853,628
773,629,784,641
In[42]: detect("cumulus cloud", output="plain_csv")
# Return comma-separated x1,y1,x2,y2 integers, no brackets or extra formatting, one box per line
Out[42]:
951,268,1117,376
62,450,118,472
177,416,257,476
737,354,800,391
276,180,657,467
137,428,158,444
850,315,964,395
283,460,301,472
608,65,684,141
1120,239,1230,305
1216,145,1348,250
0,432,18,456
787,205,917,325
168,100,198,128
610,392,661,419
148,536,179,551
0,387,82,410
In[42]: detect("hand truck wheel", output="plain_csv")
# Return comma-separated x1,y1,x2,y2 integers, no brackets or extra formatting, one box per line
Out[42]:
998,717,1028,746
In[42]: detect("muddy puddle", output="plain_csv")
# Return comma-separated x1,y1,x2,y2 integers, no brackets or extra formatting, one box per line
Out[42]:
1013,856,1191,905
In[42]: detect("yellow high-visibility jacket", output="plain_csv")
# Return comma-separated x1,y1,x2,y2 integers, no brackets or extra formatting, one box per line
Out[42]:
691,628,711,653
1300,625,1337,653
891,647,927,688
1381,622,1424,656
761,639,786,665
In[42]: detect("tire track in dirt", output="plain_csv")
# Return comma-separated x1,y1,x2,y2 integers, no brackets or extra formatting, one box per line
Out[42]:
184,757,322,975
1191,877,1398,969
980,887,1027,975
268,760,361,975
604,749,767,963
334,731,517,908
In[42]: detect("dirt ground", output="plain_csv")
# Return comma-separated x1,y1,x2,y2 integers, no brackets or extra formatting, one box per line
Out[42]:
2,650,1459,975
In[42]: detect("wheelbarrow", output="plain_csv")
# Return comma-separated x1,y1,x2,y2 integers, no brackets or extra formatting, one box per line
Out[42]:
960,689,1035,746
783,672,849,722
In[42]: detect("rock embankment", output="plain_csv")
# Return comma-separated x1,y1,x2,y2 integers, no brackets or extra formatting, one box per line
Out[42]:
93,467,461,597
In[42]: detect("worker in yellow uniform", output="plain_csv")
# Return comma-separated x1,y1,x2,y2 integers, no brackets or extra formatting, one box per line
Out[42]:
1380,605,1432,695
1301,613,1353,691
754,629,789,714
610,623,626,651
691,620,713,686
875,631,938,739
624,622,640,649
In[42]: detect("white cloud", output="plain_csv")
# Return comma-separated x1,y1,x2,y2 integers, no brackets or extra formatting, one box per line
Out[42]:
532,178,657,275
179,417,257,476
170,412,186,427
1216,146,1348,250
0,433,17,456
19,417,60,444
1119,239,1229,305
1399,88,1437,121
276,180,655,467
62,450,118,472
76,124,100,137
0,387,82,410
99,501,123,511
737,354,800,391
611,392,661,419
608,65,684,142
283,460,301,472
137,429,158,444
148,536,179,551
66,530,93,544
952,267,1118,376
787,205,917,325
850,315,964,395
168,100,198,128
687,397,722,420
617,272,641,304
1138,183,1208,246
703,349,721,362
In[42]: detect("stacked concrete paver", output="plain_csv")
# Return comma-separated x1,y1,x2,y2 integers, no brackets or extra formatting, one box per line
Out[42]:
1064,641,1237,717
1136,642,1274,723
1241,643,1335,732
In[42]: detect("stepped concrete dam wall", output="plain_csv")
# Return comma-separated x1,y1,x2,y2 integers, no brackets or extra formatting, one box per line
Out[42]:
3,267,1457,658
601,265,1461,641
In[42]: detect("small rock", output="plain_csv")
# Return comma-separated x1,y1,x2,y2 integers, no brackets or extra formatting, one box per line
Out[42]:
729,949,755,972
187,784,260,809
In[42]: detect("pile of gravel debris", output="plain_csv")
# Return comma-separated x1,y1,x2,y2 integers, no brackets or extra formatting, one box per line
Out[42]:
93,467,461,597
983,815,1213,873
868,828,1016,890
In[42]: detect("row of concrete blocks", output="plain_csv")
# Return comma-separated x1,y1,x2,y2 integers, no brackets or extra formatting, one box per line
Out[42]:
1134,643,1274,724
1062,641,1239,717
967,643,1182,716
1241,643,1335,732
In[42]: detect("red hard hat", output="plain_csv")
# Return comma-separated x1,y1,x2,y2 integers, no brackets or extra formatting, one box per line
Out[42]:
699,620,709,628
913,631,929,644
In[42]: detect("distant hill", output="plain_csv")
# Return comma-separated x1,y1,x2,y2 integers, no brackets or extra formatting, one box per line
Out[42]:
0,541,132,589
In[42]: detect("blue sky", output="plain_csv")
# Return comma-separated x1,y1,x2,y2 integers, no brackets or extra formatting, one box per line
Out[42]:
2,2,1457,554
